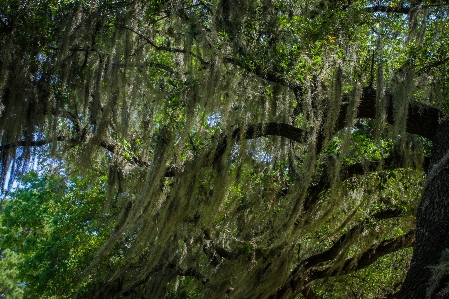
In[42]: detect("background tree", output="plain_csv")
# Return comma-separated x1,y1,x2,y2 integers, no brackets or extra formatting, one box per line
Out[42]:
1,171,115,298
0,0,448,298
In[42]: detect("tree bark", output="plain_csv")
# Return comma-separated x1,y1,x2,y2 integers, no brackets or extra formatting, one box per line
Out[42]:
398,118,449,298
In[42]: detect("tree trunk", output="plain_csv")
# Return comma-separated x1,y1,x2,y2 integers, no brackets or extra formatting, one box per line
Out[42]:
398,119,449,298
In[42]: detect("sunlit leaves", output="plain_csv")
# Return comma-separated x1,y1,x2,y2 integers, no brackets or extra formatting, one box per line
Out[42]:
0,171,114,298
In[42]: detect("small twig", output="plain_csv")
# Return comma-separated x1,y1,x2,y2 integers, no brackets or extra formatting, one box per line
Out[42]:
122,26,210,66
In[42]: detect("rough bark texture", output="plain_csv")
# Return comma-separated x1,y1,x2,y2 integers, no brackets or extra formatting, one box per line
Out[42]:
398,118,449,298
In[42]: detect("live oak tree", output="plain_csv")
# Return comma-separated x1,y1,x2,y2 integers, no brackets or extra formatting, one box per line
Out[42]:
0,0,448,298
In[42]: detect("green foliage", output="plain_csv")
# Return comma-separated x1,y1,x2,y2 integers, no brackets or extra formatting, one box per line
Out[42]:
0,249,24,298
0,171,114,298
312,248,413,299
0,0,448,298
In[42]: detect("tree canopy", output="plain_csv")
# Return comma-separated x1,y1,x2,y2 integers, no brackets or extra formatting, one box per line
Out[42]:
1,0,449,298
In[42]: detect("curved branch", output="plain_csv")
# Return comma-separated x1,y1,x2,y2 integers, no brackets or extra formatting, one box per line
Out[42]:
217,88,446,155
122,26,210,66
195,86,441,174
304,229,415,283
272,223,414,298
3,89,442,182
366,5,411,14
273,230,414,298
365,3,447,15
102,89,438,174
223,56,297,89
213,122,305,163
0,136,71,151
354,88,446,142
294,208,405,273
303,155,429,212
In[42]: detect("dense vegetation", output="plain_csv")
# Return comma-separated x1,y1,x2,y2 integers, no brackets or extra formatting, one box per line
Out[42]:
1,0,448,298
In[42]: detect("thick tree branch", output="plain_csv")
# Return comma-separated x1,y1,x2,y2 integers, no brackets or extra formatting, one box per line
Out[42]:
99,140,118,154
365,3,447,15
271,230,415,298
213,122,305,164
294,208,405,274
300,285,319,299
375,289,399,299
104,89,437,173
120,257,209,297
353,87,446,141
221,88,446,152
366,5,411,14
303,155,429,213
418,57,449,74
176,267,209,284
203,229,236,260
223,56,297,89
63,111,83,133
0,136,71,151
3,89,442,183
0,134,155,173
272,224,414,298
191,86,440,177
304,229,415,283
